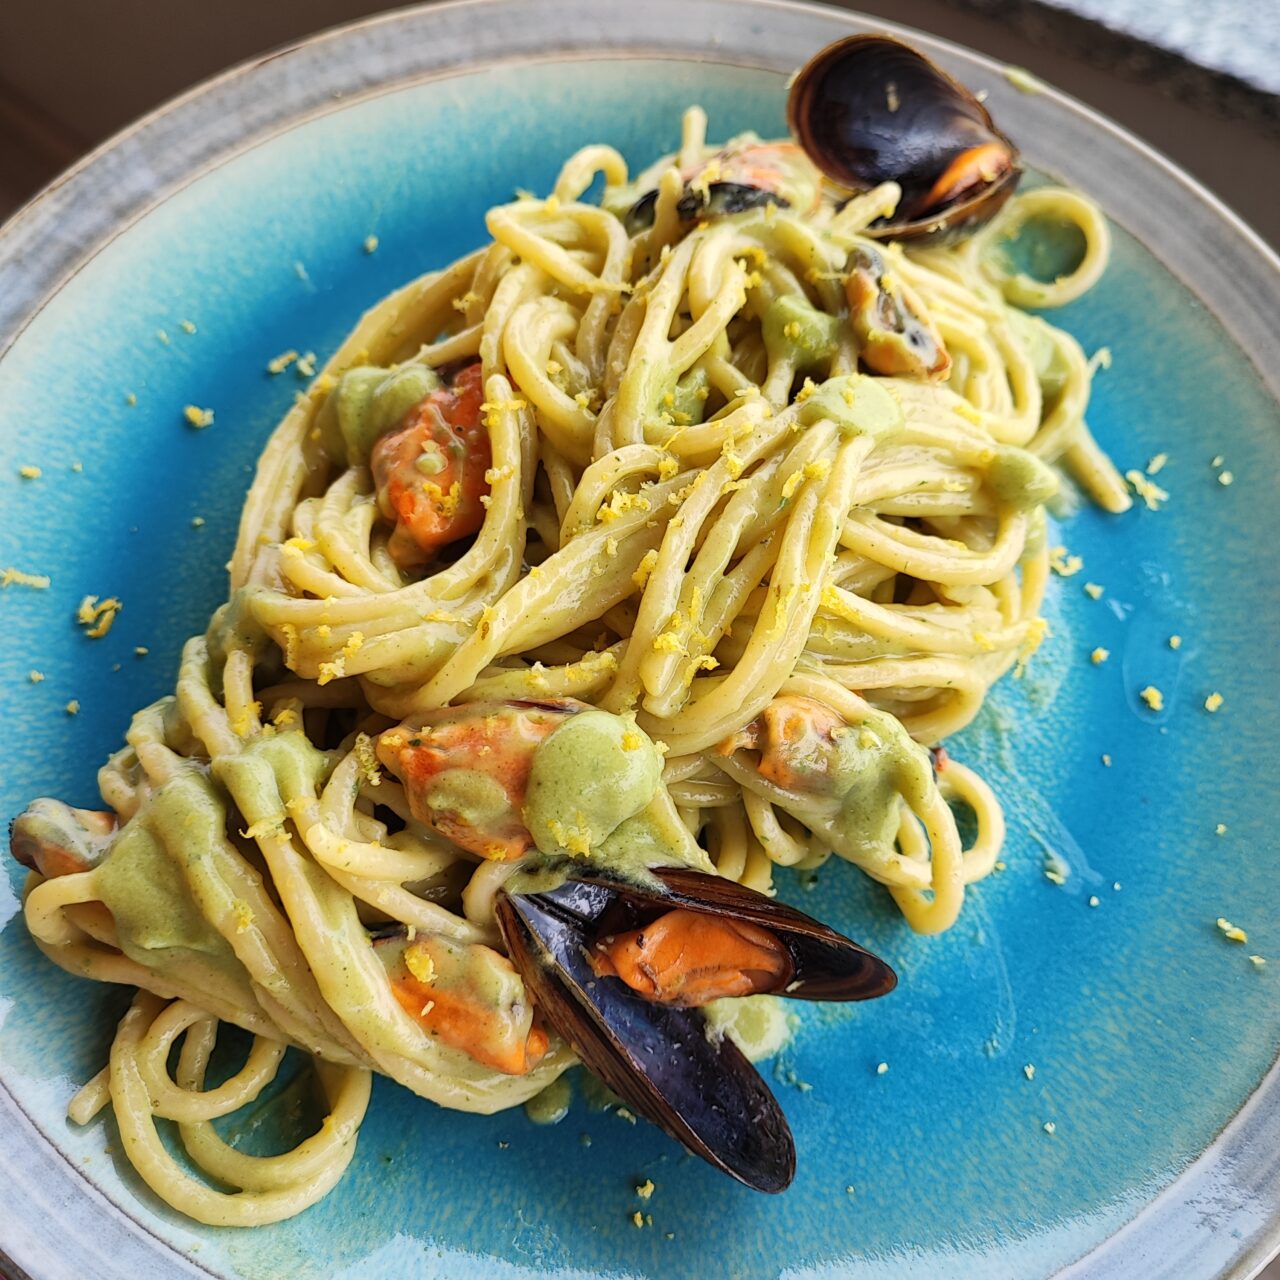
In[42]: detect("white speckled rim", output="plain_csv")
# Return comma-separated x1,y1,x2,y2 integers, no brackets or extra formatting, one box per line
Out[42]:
0,2,1277,1277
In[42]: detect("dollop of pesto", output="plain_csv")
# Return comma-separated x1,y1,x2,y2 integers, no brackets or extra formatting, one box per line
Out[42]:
523,710,663,860
95,771,243,978
318,363,441,466
703,993,792,1062
824,708,934,861
670,365,710,426
763,294,841,371
988,445,1059,509
798,374,904,439
207,586,272,668
524,1075,572,1125
1007,310,1071,400
222,727,330,800
422,769,513,840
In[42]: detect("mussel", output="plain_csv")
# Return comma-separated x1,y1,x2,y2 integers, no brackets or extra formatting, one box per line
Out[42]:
788,34,1020,243
13,697,898,1197
623,140,822,235
496,866,895,1192
379,697,898,1191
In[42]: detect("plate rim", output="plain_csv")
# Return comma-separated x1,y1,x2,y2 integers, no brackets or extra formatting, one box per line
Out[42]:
1,2,1278,1277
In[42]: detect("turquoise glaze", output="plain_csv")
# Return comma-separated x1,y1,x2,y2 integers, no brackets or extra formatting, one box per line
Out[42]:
1,46,1278,1280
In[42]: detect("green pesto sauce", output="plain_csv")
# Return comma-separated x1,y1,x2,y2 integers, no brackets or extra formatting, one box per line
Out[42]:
524,711,663,861
670,366,710,427
524,1074,572,1125
799,374,904,439
988,446,1059,510
11,798,113,871
1007,310,1070,400
763,294,840,371
591,804,680,878
817,706,935,861
423,769,512,835
318,363,441,466
207,586,271,668
95,771,242,977
416,934,523,1009
702,994,793,1062
214,729,330,821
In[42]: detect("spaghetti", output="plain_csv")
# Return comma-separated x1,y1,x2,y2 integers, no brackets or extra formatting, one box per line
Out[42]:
12,108,1118,1224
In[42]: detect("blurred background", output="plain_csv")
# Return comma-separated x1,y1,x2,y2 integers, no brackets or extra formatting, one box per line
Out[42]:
0,0,1277,248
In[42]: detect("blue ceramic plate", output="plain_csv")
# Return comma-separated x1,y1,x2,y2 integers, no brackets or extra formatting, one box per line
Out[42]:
2,3,1278,1277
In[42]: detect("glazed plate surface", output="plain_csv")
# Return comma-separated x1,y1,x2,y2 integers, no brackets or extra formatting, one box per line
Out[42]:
1,3,1278,1277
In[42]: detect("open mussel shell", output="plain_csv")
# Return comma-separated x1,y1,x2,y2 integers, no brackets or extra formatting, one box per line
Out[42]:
619,866,896,1001
495,868,896,1191
496,878,796,1192
787,34,1021,244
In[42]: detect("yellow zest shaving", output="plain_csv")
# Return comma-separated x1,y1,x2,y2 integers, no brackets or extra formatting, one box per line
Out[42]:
1138,685,1164,711
76,595,123,639
405,946,436,985
2,567,51,590
1216,917,1247,944
184,405,215,429
1090,647,1109,665
353,732,382,786
547,818,592,858
241,817,284,841
1204,692,1224,712
596,489,651,523
1048,545,1083,576
1125,469,1168,510
421,479,462,519
316,658,346,686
